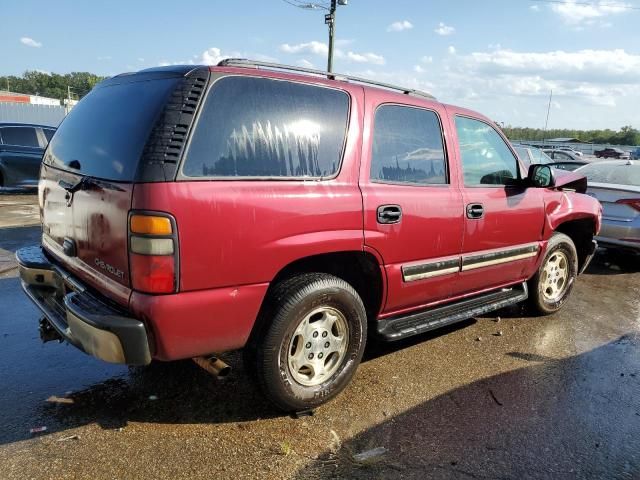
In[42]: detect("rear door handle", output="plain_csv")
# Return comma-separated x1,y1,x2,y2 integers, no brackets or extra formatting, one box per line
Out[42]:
377,205,402,224
466,203,484,219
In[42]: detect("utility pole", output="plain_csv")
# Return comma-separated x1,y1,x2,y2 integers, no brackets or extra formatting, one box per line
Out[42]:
543,89,553,144
325,0,337,72
325,0,347,72
283,0,347,73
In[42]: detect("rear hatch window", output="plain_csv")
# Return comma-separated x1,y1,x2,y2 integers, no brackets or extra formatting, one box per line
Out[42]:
39,73,184,301
44,77,180,181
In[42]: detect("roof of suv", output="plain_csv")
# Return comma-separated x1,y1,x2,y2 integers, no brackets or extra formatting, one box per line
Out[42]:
136,58,437,102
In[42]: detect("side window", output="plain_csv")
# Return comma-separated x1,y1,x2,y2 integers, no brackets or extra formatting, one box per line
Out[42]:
183,76,350,178
0,127,40,148
370,105,447,185
554,151,571,160
43,128,55,144
454,116,519,186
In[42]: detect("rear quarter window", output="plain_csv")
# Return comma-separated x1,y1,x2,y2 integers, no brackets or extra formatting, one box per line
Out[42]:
182,76,350,179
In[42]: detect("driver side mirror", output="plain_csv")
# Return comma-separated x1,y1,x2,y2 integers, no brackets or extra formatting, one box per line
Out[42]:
528,164,555,188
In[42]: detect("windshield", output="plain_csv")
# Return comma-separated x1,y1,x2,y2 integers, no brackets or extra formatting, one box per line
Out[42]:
578,162,640,187
44,77,179,181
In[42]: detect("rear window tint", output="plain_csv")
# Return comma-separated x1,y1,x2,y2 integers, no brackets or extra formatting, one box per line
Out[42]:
579,162,640,187
182,76,349,178
44,77,179,181
370,105,447,185
1,127,39,147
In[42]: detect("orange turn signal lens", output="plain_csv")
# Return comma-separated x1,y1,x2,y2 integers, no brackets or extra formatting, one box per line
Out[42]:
130,215,172,235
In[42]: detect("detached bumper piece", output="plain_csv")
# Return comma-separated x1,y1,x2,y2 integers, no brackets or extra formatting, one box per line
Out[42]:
579,240,598,275
16,245,151,365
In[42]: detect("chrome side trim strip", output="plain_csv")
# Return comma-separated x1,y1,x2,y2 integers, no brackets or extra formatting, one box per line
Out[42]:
402,258,460,282
461,244,539,272
401,243,540,282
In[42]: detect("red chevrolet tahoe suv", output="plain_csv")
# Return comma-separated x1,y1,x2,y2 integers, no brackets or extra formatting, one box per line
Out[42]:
17,60,601,411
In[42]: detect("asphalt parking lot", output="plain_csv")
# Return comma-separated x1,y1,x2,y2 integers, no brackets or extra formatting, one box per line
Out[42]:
0,196,639,479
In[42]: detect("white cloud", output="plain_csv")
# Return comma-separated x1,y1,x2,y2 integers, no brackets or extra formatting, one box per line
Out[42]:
530,5,540,11
421,56,433,64
97,55,112,61
387,20,413,32
353,45,640,128
448,46,457,55
346,51,385,65
465,48,640,83
425,46,640,126
201,47,230,65
435,22,455,36
280,41,384,65
20,37,42,48
280,41,328,56
159,47,277,68
549,0,630,25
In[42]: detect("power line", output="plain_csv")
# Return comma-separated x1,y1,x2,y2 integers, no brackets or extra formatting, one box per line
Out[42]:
527,0,640,11
281,0,330,10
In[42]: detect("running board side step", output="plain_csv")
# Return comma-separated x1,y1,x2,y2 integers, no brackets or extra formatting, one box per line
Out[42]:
376,282,528,341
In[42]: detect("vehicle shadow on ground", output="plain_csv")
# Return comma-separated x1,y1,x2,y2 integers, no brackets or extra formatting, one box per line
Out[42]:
0,225,41,252
0,317,476,446
295,335,640,479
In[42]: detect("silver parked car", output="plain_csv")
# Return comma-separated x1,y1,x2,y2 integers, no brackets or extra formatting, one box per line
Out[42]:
512,144,554,168
576,160,640,252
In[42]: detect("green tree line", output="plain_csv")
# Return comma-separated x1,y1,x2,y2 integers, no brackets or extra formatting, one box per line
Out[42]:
502,125,640,146
0,70,105,102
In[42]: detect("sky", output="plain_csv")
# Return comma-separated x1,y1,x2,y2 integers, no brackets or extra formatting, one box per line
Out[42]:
2,0,639,130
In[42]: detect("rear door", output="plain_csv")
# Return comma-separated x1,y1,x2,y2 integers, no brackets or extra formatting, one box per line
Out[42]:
0,126,43,187
361,97,464,314
450,114,545,295
40,73,184,306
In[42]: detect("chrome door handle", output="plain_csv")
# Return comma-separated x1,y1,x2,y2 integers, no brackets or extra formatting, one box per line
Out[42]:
466,203,484,219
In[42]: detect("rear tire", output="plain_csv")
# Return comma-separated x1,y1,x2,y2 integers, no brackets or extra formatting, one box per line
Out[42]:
528,233,578,315
246,273,367,412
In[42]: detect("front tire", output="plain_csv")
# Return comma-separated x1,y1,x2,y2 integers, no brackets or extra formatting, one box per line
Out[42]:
528,232,578,315
248,273,367,412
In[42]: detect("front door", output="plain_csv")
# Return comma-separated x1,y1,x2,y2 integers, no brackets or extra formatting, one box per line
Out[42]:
361,100,464,314
450,114,545,295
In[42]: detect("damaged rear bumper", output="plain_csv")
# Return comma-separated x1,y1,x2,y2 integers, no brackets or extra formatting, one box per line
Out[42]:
16,245,151,365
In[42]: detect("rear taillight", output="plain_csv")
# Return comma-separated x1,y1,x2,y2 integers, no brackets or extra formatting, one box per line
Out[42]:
616,198,640,212
128,212,178,294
